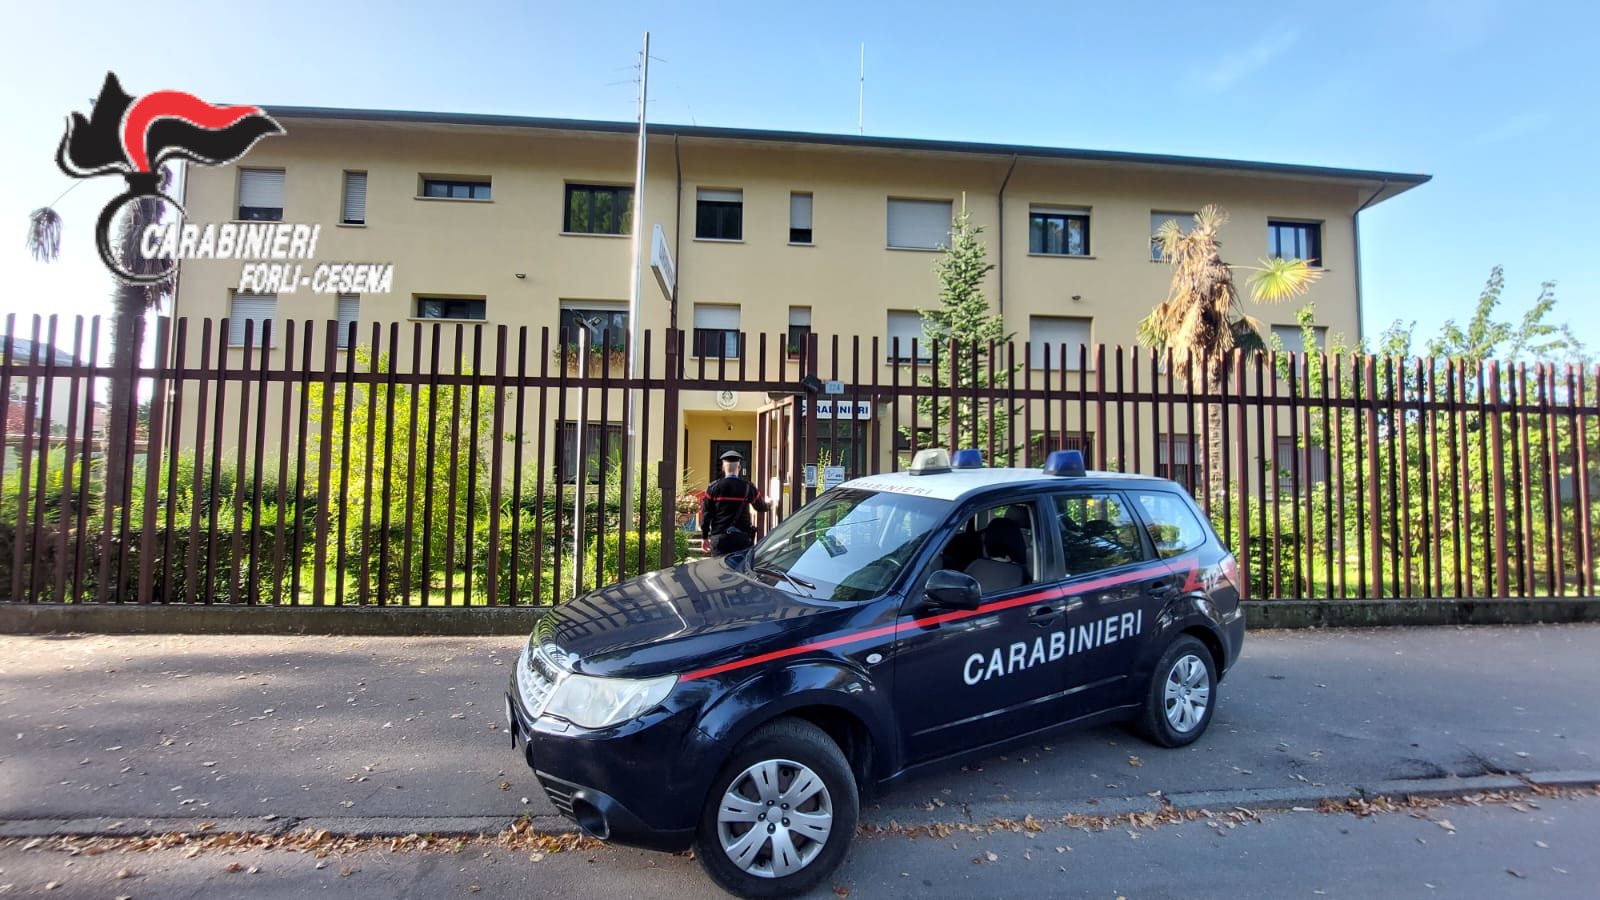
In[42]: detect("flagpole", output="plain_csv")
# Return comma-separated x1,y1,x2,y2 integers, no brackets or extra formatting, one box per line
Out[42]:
620,32,649,546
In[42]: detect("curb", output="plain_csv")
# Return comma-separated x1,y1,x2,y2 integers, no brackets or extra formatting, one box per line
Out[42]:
3,598,1599,636
1240,598,1600,629
6,775,1596,841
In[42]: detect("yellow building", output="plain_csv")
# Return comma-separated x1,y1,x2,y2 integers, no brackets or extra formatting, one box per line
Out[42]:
170,108,1427,500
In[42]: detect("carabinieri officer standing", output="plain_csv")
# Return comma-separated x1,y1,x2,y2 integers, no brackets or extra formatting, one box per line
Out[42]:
700,449,770,556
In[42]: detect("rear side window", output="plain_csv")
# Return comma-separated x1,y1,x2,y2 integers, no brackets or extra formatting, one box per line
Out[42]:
1053,493,1143,575
1133,491,1209,559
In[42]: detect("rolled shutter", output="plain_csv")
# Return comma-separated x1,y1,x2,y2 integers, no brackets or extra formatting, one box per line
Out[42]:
342,172,367,224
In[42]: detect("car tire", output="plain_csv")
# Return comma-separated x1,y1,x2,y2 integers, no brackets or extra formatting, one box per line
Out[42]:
695,718,859,899
1137,635,1217,748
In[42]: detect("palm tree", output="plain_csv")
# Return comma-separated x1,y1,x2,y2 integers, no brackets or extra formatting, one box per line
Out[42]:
1139,204,1322,506
26,168,174,512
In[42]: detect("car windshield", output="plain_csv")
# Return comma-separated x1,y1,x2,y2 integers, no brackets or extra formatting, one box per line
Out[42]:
747,488,951,602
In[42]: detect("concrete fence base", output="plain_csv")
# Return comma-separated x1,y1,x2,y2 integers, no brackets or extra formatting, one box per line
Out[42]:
0,597,1596,636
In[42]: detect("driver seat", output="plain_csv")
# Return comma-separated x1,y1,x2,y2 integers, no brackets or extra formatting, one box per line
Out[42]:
964,518,1030,595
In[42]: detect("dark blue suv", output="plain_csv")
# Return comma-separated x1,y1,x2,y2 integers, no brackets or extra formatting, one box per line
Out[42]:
507,449,1244,897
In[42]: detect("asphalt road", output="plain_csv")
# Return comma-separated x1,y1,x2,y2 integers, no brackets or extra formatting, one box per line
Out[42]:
1,793,1596,898
0,624,1597,897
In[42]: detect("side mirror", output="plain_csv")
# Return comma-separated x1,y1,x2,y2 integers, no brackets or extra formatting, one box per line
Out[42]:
924,569,982,610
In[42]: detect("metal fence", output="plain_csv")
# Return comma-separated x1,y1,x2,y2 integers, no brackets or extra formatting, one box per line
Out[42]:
2,313,1596,605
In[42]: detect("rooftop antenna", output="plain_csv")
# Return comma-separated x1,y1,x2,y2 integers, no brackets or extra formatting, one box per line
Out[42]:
858,43,865,135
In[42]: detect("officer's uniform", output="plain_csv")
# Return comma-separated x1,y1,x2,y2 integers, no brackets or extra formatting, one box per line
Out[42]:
701,451,771,556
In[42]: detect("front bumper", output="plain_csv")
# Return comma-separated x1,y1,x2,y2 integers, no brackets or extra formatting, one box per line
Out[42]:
505,675,706,853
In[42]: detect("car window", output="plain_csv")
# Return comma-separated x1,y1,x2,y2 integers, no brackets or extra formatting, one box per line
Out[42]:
1132,490,1208,559
1052,492,1144,575
750,488,950,602
935,501,1038,596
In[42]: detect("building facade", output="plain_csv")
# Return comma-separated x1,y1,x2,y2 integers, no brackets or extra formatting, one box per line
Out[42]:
170,109,1427,494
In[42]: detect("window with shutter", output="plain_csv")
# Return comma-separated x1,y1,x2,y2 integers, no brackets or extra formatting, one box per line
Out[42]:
238,169,284,221
229,293,277,347
342,172,367,225
1028,316,1093,370
885,310,930,363
336,294,360,348
692,303,741,358
886,199,952,250
789,192,813,244
695,189,743,240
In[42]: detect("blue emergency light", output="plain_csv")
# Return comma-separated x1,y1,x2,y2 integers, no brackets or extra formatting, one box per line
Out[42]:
1043,449,1086,477
951,448,985,469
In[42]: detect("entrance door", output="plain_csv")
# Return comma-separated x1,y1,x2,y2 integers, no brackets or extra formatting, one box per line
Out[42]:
708,440,752,483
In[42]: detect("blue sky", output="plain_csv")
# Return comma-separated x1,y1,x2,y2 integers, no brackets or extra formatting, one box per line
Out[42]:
2,0,1595,358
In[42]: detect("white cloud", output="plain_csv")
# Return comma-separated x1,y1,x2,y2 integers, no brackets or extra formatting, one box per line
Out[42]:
1200,24,1302,93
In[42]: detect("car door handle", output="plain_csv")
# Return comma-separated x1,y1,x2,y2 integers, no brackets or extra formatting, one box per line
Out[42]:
1029,605,1063,623
1149,582,1178,599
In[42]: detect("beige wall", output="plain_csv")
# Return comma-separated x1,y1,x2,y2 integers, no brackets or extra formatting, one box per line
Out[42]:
172,118,1382,481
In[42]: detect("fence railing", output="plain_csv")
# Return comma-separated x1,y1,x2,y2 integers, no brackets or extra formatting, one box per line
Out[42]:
2,314,1596,605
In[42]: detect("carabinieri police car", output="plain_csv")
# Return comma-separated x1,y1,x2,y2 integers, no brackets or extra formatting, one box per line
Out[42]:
506,448,1244,898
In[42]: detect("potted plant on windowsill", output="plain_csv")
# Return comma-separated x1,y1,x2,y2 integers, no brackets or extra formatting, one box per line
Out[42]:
554,341,628,376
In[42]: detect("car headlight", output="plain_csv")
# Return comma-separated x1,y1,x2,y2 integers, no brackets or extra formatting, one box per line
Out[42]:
543,672,678,730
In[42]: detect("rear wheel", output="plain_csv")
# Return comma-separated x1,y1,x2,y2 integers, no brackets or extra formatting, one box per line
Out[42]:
1137,635,1217,747
695,719,858,899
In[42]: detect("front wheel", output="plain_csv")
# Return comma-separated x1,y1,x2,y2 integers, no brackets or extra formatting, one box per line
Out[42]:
1137,635,1217,747
695,719,859,899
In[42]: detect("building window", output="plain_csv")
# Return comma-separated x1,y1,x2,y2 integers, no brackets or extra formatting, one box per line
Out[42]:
886,198,952,250
421,178,491,200
228,292,276,347
1270,323,1329,354
1156,434,1199,493
1268,220,1321,265
787,307,811,360
1028,431,1094,467
1150,211,1195,261
341,171,367,225
237,168,284,221
789,192,813,244
1029,208,1090,256
415,297,486,320
1028,316,1093,370
1275,437,1329,492
564,184,633,235
696,189,743,240
336,294,360,348
559,302,628,351
556,421,624,484
693,304,740,358
885,310,930,363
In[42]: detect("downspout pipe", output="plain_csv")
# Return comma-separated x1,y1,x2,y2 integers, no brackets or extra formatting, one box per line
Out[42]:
996,154,1018,317
1351,179,1388,343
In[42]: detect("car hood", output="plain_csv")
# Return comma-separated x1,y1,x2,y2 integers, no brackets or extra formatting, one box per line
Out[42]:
536,556,852,679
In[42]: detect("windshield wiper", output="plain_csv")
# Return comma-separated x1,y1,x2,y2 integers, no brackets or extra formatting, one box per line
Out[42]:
752,563,816,597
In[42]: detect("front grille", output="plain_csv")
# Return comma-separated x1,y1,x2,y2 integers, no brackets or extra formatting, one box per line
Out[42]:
516,643,567,717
